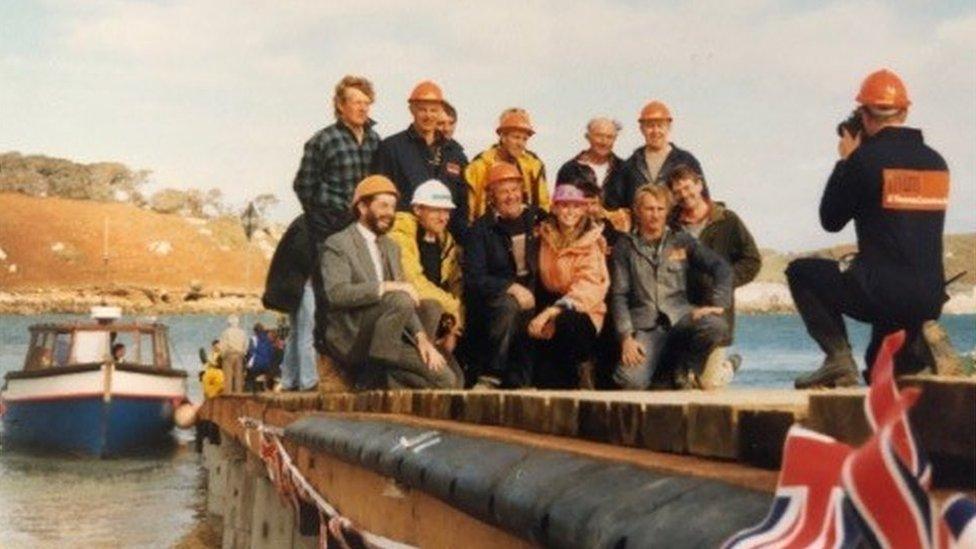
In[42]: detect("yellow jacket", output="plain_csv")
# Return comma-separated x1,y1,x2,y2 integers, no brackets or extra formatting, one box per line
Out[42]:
389,212,464,327
464,144,549,221
202,367,225,399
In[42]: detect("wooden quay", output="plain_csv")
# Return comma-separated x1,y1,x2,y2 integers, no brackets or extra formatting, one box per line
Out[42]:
196,374,974,548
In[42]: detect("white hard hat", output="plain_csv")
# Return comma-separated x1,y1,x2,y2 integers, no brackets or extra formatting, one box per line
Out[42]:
411,179,455,209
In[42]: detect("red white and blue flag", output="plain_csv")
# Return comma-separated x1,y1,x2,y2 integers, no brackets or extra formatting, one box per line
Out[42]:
722,426,858,548
724,331,975,549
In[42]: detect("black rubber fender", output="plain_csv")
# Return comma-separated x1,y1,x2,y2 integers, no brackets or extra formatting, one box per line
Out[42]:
395,435,531,521
542,464,667,548
608,479,771,549
491,450,605,543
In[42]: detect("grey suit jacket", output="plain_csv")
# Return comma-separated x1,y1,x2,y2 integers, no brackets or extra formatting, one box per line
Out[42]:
321,223,423,360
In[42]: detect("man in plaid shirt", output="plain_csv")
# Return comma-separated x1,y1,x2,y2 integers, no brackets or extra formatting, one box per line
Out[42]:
292,75,381,353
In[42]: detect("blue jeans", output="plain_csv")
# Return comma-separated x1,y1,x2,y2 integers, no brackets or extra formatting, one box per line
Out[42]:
281,282,318,390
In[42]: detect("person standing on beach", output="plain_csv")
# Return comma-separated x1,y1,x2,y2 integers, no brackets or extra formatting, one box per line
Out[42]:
292,75,381,354
620,101,705,205
787,68,950,388
371,80,469,242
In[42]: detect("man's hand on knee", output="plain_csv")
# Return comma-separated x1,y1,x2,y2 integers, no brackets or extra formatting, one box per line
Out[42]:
416,332,446,371
620,335,646,368
382,281,420,306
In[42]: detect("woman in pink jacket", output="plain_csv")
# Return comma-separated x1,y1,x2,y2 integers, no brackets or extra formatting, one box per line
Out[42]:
529,185,611,388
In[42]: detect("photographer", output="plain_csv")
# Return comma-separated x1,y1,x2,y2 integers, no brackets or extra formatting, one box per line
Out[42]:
787,68,950,388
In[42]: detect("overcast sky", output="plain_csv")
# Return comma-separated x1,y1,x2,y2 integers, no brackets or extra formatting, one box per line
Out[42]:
2,0,974,251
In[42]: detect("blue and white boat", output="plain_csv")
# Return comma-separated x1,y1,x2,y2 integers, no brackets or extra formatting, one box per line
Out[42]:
1,307,189,456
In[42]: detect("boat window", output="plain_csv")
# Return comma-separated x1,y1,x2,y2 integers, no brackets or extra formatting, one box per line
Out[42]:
139,332,155,366
73,330,110,364
53,332,72,366
154,330,171,368
25,332,55,370
108,331,137,364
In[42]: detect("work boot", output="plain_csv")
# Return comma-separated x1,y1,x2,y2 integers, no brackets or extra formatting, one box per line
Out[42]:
700,350,740,390
794,353,859,389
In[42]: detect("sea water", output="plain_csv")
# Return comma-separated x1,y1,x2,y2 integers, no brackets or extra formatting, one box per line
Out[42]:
0,313,973,546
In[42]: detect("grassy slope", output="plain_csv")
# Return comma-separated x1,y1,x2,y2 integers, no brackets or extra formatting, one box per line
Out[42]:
0,192,270,292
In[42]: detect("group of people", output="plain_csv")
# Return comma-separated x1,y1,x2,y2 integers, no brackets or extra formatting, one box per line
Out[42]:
263,67,949,392
205,317,289,395
263,75,762,392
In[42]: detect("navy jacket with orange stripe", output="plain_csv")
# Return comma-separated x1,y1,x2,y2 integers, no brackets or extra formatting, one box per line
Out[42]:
821,126,949,322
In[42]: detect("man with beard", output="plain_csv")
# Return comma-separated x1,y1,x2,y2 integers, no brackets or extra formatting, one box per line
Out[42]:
462,162,545,389
620,101,705,206
320,175,462,389
372,80,469,242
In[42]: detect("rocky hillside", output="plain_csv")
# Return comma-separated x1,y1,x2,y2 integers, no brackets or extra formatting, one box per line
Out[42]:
0,192,279,313
738,233,975,314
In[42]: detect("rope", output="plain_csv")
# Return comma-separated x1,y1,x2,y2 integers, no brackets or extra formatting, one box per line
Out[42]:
236,416,416,549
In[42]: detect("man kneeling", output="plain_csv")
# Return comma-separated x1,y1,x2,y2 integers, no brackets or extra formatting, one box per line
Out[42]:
321,175,462,389
611,185,734,390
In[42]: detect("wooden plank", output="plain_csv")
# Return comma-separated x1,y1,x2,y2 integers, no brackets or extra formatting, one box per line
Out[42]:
738,408,804,469
803,389,871,446
640,402,688,454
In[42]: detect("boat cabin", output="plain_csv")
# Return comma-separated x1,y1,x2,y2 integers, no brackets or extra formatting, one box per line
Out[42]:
23,323,172,372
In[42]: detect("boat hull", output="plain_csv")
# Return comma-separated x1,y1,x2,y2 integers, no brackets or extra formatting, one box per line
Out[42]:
1,364,187,456
2,396,177,456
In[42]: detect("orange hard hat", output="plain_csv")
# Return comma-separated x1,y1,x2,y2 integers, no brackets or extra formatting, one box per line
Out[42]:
639,100,672,122
856,69,911,109
352,175,399,207
408,80,444,104
487,162,522,187
496,110,535,136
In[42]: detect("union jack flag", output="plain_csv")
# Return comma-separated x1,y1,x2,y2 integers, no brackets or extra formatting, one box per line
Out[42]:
722,426,858,548
935,494,976,549
724,331,975,549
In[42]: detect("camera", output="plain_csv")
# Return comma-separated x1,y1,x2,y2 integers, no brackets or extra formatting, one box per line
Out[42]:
836,109,863,138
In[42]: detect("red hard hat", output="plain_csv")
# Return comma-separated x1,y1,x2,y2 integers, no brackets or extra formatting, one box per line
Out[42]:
496,110,535,136
856,69,911,109
408,80,444,104
487,162,522,187
639,100,672,122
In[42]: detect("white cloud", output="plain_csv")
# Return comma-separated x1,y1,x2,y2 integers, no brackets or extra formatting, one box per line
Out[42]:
4,0,974,250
